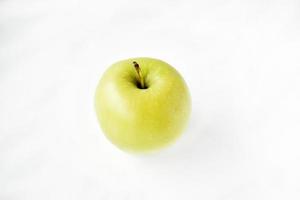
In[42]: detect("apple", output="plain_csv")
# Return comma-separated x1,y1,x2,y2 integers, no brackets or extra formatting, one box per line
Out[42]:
95,57,191,152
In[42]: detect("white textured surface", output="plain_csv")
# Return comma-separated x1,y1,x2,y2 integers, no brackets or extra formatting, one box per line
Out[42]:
1,1,300,199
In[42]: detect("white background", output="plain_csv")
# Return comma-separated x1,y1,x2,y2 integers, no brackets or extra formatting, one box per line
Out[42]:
1,0,300,199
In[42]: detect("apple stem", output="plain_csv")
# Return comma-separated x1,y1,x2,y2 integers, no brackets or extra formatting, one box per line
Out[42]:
133,61,145,89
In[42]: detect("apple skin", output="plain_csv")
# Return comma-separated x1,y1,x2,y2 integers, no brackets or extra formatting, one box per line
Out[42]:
95,57,191,152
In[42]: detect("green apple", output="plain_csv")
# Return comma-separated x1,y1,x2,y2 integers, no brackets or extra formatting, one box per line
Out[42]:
95,57,191,152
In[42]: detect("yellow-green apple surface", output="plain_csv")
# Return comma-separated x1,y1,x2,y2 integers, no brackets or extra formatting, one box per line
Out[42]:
95,57,191,152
